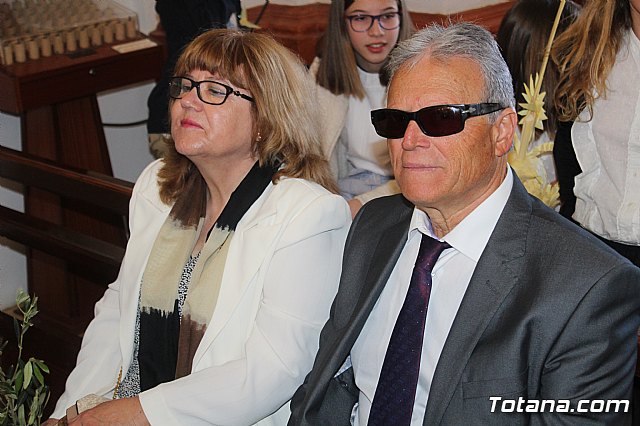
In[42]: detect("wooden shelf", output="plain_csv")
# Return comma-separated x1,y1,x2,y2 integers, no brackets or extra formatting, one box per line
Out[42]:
0,37,163,115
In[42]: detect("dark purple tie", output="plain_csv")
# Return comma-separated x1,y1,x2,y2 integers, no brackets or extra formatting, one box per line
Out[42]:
368,234,450,426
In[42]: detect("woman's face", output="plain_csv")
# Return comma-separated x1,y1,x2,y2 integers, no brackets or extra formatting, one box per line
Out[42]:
170,69,256,166
345,0,401,73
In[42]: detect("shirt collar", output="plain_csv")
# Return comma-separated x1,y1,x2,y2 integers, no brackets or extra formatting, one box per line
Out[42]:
408,167,513,262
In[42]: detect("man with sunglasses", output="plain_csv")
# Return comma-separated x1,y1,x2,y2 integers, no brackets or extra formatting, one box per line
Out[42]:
289,22,640,426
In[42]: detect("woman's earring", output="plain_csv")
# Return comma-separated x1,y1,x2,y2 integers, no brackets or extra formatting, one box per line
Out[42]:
256,133,262,142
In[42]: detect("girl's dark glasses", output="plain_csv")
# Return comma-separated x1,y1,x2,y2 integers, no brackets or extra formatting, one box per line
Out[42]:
371,103,505,138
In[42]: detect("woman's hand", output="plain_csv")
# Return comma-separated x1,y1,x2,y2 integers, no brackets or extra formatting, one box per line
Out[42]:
41,419,60,426
67,397,149,426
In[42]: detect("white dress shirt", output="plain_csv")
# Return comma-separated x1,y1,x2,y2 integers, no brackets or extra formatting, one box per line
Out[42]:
572,29,640,245
351,168,513,426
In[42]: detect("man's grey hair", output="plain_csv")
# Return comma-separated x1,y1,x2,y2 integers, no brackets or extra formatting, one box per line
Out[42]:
385,22,516,116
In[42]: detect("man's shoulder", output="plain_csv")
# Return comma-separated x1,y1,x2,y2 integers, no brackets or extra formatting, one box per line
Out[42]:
342,194,412,250
364,193,408,207
527,199,632,272
357,194,412,223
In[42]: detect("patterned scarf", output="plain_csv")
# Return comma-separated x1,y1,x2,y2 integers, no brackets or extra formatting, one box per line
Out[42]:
137,161,277,390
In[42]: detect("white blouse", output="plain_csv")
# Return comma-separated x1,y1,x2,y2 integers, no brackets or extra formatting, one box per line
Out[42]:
572,29,640,245
344,67,393,177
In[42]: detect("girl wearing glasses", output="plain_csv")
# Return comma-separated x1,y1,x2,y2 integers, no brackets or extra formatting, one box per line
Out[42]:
45,29,350,426
552,0,640,266
312,0,414,216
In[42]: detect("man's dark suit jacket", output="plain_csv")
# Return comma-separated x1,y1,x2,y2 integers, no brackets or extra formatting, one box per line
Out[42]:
289,176,640,425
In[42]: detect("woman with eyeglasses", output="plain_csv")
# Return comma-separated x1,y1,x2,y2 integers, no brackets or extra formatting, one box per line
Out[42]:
312,0,414,217
44,29,350,426
552,0,640,266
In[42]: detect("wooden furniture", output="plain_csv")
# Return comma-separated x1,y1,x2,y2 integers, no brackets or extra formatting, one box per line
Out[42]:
0,37,162,180
0,145,133,416
0,36,161,350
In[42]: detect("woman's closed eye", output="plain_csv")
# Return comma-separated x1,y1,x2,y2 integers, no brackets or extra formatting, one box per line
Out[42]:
206,86,227,98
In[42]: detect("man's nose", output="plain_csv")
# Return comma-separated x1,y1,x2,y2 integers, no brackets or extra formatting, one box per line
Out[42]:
401,121,430,150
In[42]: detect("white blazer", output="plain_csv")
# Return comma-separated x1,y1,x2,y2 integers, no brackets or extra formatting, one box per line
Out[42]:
52,160,351,425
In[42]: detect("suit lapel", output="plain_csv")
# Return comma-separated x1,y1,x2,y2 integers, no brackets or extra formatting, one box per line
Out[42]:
340,221,411,330
306,196,414,409
340,197,414,334
424,178,533,425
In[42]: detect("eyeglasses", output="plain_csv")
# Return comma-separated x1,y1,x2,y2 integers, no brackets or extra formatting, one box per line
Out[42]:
370,103,506,138
168,76,254,105
345,12,401,32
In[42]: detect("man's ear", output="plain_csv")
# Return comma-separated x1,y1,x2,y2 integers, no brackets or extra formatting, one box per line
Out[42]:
492,108,517,157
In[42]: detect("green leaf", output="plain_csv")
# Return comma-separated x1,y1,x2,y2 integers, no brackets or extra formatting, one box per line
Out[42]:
15,369,23,392
1,292,49,425
16,290,29,308
32,360,49,374
27,389,39,425
32,366,44,386
42,391,50,406
17,404,25,426
22,362,32,390
37,388,49,408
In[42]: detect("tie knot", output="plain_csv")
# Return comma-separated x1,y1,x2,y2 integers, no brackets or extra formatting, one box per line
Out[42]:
415,234,450,272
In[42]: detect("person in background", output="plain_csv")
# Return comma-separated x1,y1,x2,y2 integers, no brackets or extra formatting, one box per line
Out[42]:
552,0,640,266
147,0,242,158
496,0,580,185
289,22,640,425
45,29,350,426
312,0,414,217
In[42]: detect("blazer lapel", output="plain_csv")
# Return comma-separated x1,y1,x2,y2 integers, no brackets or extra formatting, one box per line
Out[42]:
424,178,533,425
119,189,171,370
192,185,279,366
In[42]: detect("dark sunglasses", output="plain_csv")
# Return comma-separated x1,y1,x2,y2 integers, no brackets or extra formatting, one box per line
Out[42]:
371,103,505,138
